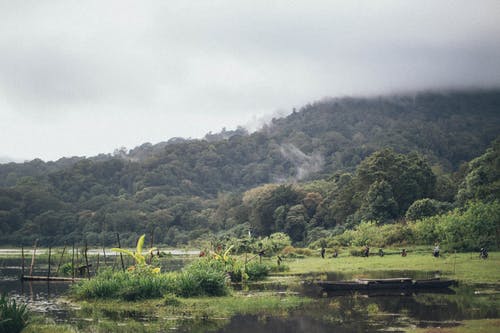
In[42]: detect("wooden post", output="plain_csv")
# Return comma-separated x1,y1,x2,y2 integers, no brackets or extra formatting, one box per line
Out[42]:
96,253,100,273
149,231,155,264
84,241,90,279
116,233,125,272
102,246,107,269
71,242,75,281
453,250,457,275
21,245,25,278
56,245,67,275
47,246,52,279
29,239,38,276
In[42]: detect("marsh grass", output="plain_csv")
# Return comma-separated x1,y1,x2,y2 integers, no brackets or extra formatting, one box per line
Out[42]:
0,294,29,333
71,258,229,300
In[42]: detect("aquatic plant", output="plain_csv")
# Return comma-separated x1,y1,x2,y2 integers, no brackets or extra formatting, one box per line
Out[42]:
0,294,30,333
72,258,229,300
111,234,160,274
177,258,229,297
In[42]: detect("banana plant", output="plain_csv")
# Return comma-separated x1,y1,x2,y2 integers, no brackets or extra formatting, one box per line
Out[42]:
112,234,160,274
213,245,234,263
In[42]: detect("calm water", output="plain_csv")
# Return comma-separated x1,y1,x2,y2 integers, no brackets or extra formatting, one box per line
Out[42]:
1,255,499,332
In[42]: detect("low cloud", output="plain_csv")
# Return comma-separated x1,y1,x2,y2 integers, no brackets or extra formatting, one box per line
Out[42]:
279,144,324,181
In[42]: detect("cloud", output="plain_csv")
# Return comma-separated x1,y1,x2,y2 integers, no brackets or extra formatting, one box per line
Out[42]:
1,0,500,160
279,144,324,181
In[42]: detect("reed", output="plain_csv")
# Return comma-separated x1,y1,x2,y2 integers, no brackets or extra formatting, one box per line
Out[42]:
0,294,30,333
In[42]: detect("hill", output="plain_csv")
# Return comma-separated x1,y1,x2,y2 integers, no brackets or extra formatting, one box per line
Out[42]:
0,89,499,246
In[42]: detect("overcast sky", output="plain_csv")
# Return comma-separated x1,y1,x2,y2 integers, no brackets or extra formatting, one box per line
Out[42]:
1,1,500,162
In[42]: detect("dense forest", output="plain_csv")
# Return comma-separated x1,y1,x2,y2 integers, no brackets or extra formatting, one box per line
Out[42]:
0,90,499,248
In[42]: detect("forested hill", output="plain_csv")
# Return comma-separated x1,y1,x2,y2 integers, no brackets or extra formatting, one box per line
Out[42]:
0,89,499,246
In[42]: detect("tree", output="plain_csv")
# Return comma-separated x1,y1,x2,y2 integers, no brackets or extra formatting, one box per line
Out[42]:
359,180,398,222
457,138,500,205
405,198,451,221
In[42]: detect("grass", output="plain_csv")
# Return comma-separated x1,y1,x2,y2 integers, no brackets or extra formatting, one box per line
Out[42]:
275,251,500,284
0,294,30,333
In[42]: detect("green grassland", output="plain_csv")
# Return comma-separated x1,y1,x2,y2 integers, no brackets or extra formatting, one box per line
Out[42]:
274,250,500,284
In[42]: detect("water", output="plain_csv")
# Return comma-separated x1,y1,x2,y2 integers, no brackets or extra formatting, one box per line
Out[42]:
1,254,499,332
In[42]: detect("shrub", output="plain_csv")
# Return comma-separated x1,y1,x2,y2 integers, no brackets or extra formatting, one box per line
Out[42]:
410,200,500,251
245,262,270,281
177,259,229,297
71,269,177,300
405,198,452,220
0,294,30,333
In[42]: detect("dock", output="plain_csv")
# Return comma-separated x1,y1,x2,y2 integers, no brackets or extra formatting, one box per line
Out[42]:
21,275,83,282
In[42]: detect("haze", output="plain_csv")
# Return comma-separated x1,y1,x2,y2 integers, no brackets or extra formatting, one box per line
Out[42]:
1,0,500,162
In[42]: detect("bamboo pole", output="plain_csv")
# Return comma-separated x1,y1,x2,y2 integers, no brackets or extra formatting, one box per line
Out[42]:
29,239,38,276
102,246,107,269
21,245,25,278
56,245,67,275
84,241,90,279
116,233,125,272
47,246,52,279
96,253,100,273
71,242,75,281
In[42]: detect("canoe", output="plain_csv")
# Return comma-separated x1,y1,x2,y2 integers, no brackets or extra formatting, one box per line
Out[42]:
315,278,456,292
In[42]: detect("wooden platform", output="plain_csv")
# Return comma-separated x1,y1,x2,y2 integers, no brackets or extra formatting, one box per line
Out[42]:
21,275,83,282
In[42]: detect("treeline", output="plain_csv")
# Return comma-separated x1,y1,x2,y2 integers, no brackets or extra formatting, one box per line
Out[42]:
0,90,499,247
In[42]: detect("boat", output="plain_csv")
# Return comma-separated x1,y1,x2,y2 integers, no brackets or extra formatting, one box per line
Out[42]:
314,278,456,292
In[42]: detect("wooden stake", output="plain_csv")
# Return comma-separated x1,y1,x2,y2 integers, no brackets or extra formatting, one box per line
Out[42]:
21,245,25,278
56,245,67,275
116,233,125,272
84,241,90,279
102,246,107,268
29,239,38,276
72,242,75,281
47,246,52,279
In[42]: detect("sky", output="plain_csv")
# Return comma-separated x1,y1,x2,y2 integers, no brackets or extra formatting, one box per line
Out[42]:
1,1,500,162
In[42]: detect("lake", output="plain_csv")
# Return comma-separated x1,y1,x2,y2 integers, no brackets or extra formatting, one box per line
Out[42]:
1,252,499,332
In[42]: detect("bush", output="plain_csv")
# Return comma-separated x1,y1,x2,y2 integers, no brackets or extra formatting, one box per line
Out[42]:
245,262,270,281
411,200,500,251
71,269,177,300
177,259,229,297
405,198,452,220
0,294,29,333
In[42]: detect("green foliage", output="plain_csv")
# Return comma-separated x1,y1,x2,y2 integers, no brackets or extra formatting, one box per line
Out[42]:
244,261,270,281
405,198,452,220
178,258,229,297
457,138,500,205
71,269,177,300
355,149,436,218
111,234,160,274
0,294,30,333
72,257,230,301
257,232,293,255
411,200,500,251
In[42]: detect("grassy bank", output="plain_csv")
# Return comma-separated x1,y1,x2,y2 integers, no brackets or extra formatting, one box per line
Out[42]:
274,251,500,284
